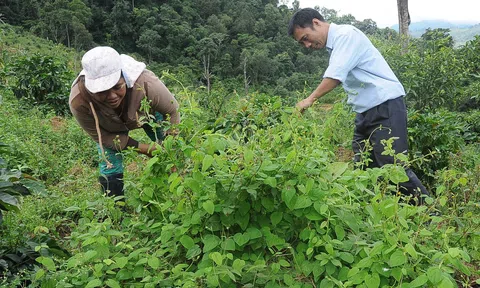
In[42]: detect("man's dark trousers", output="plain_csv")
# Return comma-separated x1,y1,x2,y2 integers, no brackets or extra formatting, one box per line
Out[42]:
352,96,429,202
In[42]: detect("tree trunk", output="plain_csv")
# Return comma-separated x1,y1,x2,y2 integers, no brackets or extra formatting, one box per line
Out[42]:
203,54,211,95
66,24,70,48
243,57,250,96
397,0,410,53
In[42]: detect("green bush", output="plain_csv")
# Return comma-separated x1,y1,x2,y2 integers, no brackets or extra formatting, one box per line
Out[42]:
407,109,479,188
7,53,74,115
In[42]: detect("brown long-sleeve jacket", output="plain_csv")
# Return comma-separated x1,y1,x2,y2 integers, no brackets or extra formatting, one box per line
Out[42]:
69,69,179,150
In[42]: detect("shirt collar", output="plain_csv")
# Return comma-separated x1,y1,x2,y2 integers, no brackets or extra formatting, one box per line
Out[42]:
325,23,337,52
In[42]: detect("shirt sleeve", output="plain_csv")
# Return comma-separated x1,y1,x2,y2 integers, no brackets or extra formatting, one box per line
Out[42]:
145,73,180,125
323,27,368,83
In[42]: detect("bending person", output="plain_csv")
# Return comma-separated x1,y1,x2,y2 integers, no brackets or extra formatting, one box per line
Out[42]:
69,46,180,197
288,8,429,203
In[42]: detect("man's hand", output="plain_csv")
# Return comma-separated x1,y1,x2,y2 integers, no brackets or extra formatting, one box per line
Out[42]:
296,78,340,113
296,97,315,113
138,142,157,158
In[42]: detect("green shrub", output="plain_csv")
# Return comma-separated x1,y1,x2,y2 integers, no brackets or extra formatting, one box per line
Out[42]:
407,109,477,188
7,53,74,115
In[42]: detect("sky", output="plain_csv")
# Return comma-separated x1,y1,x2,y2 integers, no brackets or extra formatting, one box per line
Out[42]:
296,0,480,28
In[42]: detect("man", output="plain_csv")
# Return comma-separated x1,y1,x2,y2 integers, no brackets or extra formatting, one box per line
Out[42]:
288,8,429,202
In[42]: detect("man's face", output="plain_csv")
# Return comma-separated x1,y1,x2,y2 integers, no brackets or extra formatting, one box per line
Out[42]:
92,78,127,109
293,19,326,50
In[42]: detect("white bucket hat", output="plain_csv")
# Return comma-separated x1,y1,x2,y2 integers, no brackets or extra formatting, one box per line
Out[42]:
72,46,146,93
81,46,122,93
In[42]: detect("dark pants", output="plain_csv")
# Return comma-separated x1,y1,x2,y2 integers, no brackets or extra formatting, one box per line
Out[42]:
352,97,429,202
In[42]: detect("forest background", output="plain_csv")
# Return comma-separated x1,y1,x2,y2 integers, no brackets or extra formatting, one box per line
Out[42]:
0,0,480,287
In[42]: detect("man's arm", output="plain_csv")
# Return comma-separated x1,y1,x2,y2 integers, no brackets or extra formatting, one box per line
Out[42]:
296,77,340,112
137,142,157,157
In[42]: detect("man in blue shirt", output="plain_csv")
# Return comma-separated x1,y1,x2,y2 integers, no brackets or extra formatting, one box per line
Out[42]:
288,8,429,203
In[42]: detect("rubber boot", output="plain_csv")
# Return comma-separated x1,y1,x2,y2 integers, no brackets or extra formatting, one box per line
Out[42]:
99,173,124,197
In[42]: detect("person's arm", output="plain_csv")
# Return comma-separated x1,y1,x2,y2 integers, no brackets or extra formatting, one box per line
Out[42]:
296,77,340,112
137,142,157,157
144,71,180,127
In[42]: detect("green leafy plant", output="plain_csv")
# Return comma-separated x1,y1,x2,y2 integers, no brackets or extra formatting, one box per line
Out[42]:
407,109,479,188
7,53,73,115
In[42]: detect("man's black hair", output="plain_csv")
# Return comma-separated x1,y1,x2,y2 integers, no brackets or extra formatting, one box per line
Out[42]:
288,8,325,36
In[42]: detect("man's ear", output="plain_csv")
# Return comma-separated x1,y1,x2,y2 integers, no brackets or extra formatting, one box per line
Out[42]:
312,18,321,26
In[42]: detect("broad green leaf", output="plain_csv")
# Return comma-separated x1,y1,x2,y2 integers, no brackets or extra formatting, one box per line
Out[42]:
314,202,329,215
294,195,312,209
232,259,246,271
305,210,323,220
409,274,428,287
105,279,121,288
148,257,160,269
279,259,290,267
179,235,195,249
0,192,20,211
114,256,128,268
405,243,418,259
325,243,334,255
347,267,359,278
419,229,433,236
389,250,406,267
202,155,214,172
36,256,55,271
390,268,402,281
427,267,443,284
244,148,254,163
238,201,250,215
284,274,294,286
116,269,133,280
233,233,250,246
207,274,219,287
85,279,102,288
334,225,345,240
449,257,471,276
447,247,460,258
103,259,114,266
261,163,280,172
388,165,409,184
281,187,295,205
438,278,455,288
356,257,373,268
339,252,354,264
35,269,45,280
365,273,380,288
246,227,262,239
329,162,349,179
202,200,215,215
261,197,274,211
264,177,277,188
186,245,201,259
63,206,81,212
209,252,223,266
319,278,334,288
223,239,236,251
85,250,98,261
286,150,296,162
203,234,221,252
270,212,283,226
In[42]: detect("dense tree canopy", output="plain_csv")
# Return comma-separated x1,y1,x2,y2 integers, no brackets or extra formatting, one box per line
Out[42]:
0,0,398,92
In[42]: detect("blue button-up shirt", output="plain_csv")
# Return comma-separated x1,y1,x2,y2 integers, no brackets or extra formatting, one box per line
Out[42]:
324,24,405,113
